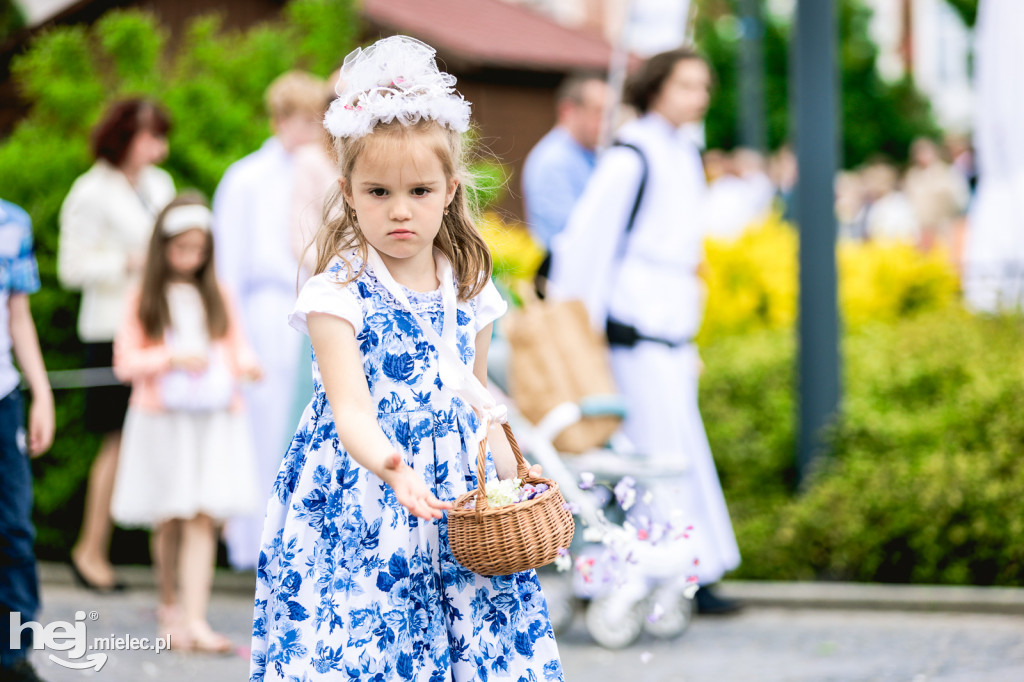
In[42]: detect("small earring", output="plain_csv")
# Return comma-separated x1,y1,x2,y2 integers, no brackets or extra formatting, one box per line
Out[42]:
351,210,357,220
443,207,449,216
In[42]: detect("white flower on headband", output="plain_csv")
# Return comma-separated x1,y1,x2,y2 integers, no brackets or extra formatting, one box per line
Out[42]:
323,35,471,140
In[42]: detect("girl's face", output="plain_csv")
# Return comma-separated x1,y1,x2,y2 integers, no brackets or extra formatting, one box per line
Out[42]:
343,134,458,267
165,228,210,280
650,58,711,128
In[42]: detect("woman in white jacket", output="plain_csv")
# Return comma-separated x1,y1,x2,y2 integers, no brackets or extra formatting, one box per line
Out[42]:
551,48,741,613
58,98,175,592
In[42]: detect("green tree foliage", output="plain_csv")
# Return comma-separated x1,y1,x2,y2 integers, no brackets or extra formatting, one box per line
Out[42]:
0,0,357,557
943,0,978,27
696,0,941,166
0,0,25,42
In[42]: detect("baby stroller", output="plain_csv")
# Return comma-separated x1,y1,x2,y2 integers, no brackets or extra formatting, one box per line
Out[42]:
487,332,699,649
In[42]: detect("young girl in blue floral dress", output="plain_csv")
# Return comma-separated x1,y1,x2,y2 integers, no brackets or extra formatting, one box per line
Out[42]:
249,36,564,682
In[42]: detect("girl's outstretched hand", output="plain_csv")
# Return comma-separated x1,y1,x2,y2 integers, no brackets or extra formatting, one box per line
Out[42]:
379,452,453,520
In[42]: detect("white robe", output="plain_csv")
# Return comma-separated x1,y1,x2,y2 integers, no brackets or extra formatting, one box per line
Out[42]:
963,0,1024,311
551,113,741,584
212,137,303,570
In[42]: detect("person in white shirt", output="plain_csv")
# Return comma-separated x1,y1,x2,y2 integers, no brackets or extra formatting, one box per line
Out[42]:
859,161,921,244
704,148,775,241
212,71,329,571
903,137,969,253
551,47,741,614
58,98,176,592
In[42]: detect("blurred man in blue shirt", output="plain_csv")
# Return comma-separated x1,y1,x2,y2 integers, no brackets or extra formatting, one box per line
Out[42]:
522,73,609,251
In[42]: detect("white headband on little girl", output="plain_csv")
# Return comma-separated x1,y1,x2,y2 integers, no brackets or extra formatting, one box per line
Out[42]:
323,35,472,140
161,204,213,237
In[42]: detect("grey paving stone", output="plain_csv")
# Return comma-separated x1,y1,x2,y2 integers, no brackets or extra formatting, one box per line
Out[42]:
21,581,1024,682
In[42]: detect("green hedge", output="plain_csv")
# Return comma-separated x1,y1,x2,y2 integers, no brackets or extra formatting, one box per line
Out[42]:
701,309,1024,585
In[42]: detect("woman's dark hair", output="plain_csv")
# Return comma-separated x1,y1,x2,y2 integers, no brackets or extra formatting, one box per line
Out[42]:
91,98,171,167
624,47,707,114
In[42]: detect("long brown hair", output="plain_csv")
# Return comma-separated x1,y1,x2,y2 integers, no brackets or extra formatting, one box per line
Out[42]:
138,192,229,340
312,119,493,302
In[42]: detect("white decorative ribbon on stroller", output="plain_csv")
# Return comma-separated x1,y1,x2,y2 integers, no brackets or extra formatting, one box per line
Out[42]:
365,247,508,436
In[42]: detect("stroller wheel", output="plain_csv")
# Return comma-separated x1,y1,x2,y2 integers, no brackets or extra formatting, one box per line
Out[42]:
642,589,694,639
584,593,646,649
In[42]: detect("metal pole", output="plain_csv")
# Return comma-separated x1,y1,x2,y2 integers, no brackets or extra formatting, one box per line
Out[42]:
738,0,767,152
793,0,840,482
599,0,634,151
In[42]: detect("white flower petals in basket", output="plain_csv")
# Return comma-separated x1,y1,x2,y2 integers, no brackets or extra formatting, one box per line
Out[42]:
324,35,472,140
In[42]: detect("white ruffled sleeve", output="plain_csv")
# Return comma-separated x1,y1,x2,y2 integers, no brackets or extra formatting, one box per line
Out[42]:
474,279,508,332
289,272,363,335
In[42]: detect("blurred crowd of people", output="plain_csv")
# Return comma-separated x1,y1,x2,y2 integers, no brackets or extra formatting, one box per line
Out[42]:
693,133,974,261
836,136,974,258
702,145,791,240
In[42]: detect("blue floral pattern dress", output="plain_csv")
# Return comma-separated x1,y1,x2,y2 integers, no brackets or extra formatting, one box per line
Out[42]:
250,258,564,682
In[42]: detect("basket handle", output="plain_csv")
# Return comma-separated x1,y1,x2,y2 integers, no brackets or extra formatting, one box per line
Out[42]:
474,421,531,513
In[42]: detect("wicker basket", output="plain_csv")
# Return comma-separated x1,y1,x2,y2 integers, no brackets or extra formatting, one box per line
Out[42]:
449,422,575,576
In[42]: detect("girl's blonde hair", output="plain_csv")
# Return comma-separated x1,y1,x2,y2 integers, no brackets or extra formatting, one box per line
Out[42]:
139,192,229,340
313,119,492,302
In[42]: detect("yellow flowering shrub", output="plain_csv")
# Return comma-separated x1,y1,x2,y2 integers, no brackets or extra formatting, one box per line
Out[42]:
836,240,960,328
478,212,546,300
700,213,798,342
700,212,960,342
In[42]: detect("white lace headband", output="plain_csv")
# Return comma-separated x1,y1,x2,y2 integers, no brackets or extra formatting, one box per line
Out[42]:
162,204,212,237
323,35,471,140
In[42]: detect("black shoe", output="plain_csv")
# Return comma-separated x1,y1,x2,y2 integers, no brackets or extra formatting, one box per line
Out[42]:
694,585,743,615
68,559,127,593
0,660,47,682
